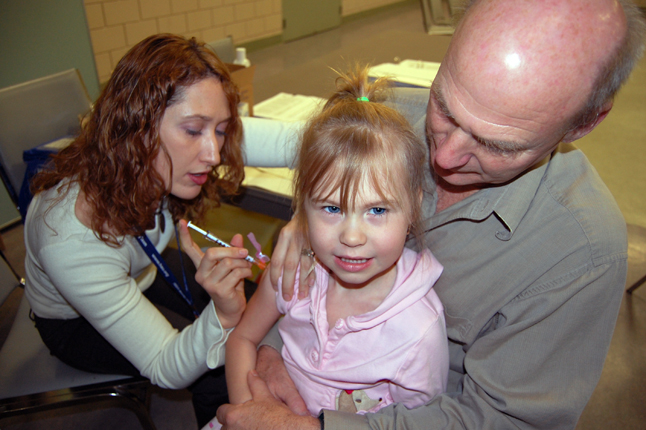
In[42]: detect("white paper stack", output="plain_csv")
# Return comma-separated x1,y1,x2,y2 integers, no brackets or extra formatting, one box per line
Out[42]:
41,137,74,151
253,93,326,122
242,167,294,197
368,60,442,88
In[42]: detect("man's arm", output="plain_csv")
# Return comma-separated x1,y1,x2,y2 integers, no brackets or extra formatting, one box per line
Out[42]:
255,340,309,416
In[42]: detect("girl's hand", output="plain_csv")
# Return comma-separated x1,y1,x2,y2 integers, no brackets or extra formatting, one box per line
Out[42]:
269,219,315,301
178,219,252,329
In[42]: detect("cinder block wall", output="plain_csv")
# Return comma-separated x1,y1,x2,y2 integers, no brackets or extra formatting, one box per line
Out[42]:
84,0,283,82
84,0,407,83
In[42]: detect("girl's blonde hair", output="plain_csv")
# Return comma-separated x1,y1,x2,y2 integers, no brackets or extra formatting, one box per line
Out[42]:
293,65,427,247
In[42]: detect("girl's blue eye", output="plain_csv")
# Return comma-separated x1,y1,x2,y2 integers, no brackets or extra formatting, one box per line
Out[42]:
187,129,201,136
369,207,387,216
216,129,228,137
323,206,341,214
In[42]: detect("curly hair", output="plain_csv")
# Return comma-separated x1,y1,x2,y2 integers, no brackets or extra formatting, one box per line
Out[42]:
31,34,244,246
293,65,427,248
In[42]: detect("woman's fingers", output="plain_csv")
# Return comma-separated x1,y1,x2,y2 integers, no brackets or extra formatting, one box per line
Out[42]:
193,233,251,328
196,243,250,286
178,219,205,268
178,222,251,326
230,233,244,248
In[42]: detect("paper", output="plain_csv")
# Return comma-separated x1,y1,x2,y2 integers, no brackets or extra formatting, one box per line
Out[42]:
242,167,294,197
253,93,326,122
368,60,441,88
41,137,74,151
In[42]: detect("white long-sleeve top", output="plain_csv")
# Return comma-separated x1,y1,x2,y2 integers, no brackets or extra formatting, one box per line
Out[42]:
24,181,229,389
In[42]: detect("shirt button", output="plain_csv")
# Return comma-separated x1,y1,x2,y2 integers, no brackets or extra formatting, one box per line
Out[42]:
311,350,319,361
335,319,345,329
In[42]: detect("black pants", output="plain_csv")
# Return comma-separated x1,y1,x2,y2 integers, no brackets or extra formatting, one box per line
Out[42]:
33,248,256,428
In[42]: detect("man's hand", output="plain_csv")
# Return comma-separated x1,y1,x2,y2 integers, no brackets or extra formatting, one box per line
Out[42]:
269,219,316,300
256,345,309,415
216,370,320,430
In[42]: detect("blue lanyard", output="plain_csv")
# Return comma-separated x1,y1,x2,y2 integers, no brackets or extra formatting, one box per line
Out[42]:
136,222,199,318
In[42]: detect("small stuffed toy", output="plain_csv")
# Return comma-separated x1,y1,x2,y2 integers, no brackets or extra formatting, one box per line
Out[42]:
335,390,382,413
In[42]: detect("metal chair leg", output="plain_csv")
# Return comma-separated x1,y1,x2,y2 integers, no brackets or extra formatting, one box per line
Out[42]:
0,379,157,430
627,273,646,294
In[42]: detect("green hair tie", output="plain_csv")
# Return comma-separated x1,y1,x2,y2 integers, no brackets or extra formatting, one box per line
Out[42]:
357,96,370,102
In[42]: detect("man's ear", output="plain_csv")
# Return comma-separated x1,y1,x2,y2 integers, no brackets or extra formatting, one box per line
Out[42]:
562,100,613,143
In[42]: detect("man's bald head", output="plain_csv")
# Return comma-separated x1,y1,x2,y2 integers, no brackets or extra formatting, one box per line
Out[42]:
425,0,644,189
451,0,645,130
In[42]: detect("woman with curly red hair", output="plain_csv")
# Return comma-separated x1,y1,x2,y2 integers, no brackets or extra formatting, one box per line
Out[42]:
23,34,250,427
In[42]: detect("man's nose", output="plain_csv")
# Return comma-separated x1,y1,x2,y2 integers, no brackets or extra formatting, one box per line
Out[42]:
433,128,473,171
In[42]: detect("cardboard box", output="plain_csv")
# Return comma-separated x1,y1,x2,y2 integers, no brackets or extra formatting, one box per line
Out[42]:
226,63,256,116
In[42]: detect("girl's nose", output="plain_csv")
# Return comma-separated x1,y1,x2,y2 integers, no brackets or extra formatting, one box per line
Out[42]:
339,219,367,247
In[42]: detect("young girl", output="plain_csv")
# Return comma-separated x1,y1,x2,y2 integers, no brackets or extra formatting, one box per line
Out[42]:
214,66,448,426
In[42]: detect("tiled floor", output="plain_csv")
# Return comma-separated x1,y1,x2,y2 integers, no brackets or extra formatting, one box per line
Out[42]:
1,2,645,429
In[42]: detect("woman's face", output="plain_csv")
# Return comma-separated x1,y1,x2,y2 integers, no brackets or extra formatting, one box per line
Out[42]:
156,77,231,200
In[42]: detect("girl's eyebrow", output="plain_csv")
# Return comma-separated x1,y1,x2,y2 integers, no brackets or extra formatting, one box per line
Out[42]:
312,196,340,205
361,200,389,208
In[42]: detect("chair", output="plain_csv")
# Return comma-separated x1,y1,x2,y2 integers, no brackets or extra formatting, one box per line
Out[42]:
206,36,236,63
0,69,92,216
627,275,646,294
0,245,157,429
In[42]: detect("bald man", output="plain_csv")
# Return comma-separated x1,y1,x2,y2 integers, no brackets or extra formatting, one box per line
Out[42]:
221,0,646,429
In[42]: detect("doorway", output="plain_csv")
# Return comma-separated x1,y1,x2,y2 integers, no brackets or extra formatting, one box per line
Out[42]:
282,0,342,42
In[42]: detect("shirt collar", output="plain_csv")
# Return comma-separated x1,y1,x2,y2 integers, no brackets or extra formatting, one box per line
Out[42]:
426,153,552,240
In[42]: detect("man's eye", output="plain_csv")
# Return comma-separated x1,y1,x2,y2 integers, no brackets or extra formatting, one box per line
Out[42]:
369,207,387,216
323,206,341,214
477,139,511,156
